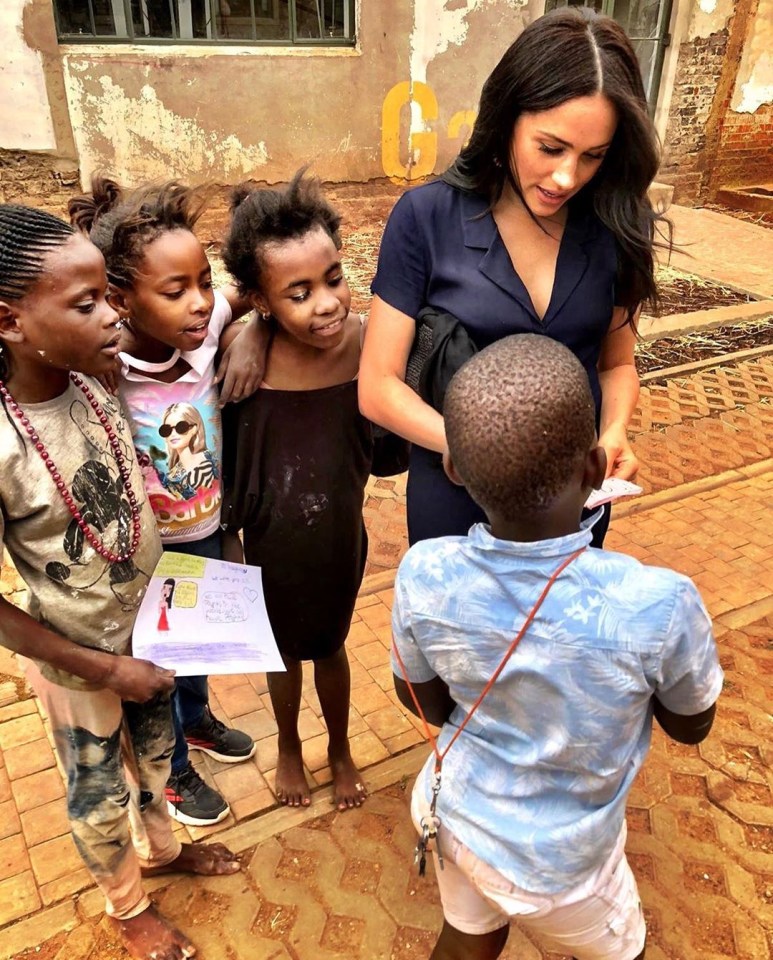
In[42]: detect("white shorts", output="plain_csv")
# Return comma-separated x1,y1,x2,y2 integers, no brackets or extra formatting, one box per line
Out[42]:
412,800,646,960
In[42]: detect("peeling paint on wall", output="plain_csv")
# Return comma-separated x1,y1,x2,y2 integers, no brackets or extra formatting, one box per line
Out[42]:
688,0,734,39
731,0,773,113
0,0,55,150
63,65,268,185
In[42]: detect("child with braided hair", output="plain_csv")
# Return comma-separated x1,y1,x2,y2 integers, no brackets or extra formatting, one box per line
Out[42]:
0,203,239,960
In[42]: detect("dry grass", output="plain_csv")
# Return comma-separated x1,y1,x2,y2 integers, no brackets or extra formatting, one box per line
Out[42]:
635,314,773,373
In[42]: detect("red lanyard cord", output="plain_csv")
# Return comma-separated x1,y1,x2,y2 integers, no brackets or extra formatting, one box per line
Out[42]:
393,546,586,776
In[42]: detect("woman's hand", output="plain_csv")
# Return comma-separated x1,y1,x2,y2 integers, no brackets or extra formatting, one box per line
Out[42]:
598,308,640,479
102,655,176,703
216,314,270,405
598,422,639,480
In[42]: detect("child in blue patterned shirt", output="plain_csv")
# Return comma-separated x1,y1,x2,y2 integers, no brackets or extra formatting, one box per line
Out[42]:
391,334,722,960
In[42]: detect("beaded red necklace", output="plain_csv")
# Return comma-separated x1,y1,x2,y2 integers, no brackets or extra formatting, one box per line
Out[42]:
0,372,142,564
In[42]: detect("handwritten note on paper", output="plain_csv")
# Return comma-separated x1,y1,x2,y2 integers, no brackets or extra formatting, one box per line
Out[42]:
132,553,285,676
155,552,207,579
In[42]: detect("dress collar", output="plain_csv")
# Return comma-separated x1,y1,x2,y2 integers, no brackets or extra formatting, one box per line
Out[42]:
458,191,600,324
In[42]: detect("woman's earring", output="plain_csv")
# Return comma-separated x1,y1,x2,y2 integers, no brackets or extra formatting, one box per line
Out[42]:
259,311,271,322
493,156,502,168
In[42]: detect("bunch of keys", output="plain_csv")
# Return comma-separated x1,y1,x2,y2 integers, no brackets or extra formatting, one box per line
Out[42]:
415,770,444,877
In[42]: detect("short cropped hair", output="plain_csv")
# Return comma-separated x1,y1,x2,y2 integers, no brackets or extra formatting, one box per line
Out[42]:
444,334,596,518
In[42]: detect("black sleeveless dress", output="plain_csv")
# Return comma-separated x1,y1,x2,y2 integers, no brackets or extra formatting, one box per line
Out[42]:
222,379,372,661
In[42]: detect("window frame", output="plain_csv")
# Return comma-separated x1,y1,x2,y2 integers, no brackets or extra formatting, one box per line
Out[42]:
53,0,356,47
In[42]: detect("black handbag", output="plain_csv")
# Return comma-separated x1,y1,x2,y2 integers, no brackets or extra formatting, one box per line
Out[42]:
367,307,477,477
370,423,412,477
405,307,478,412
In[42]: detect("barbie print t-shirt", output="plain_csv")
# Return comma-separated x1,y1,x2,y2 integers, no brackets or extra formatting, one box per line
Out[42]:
118,292,232,544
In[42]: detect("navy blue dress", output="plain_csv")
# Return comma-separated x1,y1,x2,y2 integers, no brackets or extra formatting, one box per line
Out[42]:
371,180,619,546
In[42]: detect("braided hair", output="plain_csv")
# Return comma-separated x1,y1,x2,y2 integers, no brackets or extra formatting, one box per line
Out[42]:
69,175,207,288
222,167,341,297
0,204,74,382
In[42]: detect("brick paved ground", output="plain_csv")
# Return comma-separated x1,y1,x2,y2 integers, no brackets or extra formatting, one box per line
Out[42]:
1,202,772,957
1,374,772,957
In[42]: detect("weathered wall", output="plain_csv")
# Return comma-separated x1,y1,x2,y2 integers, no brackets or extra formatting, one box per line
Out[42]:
0,1,81,214
58,0,526,188
711,0,773,190
0,0,55,150
660,0,773,204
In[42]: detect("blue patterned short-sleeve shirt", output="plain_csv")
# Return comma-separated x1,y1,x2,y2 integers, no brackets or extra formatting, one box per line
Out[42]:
392,518,723,895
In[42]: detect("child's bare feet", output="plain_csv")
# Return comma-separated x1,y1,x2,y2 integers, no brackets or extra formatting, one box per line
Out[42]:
142,842,240,876
114,904,195,960
329,749,367,811
275,745,311,807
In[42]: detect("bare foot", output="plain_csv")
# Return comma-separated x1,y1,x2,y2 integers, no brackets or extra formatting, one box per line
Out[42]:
142,842,240,877
113,904,195,960
275,745,311,807
329,750,367,811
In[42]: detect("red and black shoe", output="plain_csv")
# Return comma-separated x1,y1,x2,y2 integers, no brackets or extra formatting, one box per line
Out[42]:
184,706,256,764
165,762,229,826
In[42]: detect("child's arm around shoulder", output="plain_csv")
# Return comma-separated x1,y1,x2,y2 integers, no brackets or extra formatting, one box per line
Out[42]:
0,597,175,702
652,574,722,745
216,286,272,405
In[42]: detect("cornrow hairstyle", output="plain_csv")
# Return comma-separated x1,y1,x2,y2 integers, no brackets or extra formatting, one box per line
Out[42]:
69,175,207,288
222,167,342,297
0,203,74,384
444,334,596,520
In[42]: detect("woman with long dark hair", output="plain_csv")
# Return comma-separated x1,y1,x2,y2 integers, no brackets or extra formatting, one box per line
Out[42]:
360,7,669,548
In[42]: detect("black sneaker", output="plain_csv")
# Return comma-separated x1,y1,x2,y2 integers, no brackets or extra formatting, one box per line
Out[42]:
184,706,256,764
165,762,230,826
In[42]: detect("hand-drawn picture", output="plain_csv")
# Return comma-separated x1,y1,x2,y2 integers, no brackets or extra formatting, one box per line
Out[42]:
157,578,175,631
133,553,284,676
158,402,219,501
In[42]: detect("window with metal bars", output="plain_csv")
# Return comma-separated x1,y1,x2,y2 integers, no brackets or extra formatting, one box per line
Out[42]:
543,0,671,113
53,0,355,44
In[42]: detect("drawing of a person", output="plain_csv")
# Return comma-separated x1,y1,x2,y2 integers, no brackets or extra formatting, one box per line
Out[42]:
157,402,218,501
157,578,175,632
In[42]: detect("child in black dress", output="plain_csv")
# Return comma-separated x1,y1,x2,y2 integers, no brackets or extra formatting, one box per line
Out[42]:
221,171,370,812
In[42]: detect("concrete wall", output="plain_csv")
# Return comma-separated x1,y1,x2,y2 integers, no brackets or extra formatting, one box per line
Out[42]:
56,0,526,188
660,0,773,203
0,0,80,209
0,0,55,151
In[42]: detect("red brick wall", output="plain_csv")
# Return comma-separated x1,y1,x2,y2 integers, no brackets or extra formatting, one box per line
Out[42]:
660,0,772,205
710,102,773,190
660,31,730,204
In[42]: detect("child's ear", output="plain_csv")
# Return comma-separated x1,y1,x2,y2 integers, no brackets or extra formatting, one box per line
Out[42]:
0,302,24,345
106,284,131,319
248,293,270,319
443,449,465,487
584,446,607,490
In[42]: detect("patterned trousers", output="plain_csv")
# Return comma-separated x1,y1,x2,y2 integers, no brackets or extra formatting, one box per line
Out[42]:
23,658,182,919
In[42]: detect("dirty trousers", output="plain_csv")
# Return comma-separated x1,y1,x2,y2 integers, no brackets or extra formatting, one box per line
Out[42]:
23,658,182,919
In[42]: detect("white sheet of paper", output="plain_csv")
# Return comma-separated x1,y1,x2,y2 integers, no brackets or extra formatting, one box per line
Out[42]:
132,553,285,676
584,478,643,510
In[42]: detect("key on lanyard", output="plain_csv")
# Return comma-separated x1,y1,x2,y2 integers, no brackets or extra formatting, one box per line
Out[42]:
414,770,444,876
